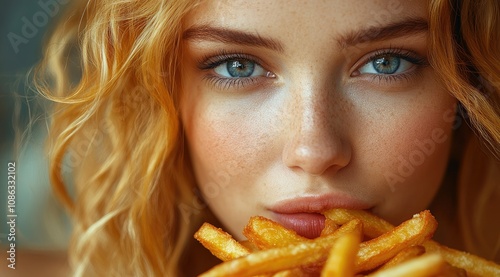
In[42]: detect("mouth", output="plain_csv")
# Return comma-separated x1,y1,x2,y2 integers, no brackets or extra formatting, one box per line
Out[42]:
268,194,372,239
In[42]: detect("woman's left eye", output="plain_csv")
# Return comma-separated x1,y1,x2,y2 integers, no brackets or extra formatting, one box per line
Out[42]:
358,54,415,75
214,58,267,78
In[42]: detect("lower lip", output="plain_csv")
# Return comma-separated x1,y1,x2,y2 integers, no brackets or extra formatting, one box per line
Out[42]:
272,213,325,239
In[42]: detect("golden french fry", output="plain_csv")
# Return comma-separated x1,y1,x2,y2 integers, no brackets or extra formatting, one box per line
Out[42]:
240,240,260,252
199,220,363,277
423,241,500,277
243,216,309,249
194,222,250,261
320,218,339,237
323,208,393,238
378,245,425,270
321,225,362,277
325,209,500,276
366,253,445,277
355,210,437,272
195,209,500,277
271,268,306,277
439,262,468,277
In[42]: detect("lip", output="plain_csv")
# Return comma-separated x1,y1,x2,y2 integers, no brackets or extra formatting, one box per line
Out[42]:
268,194,372,239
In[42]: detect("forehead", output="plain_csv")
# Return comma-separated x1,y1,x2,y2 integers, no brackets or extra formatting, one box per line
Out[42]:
184,0,428,36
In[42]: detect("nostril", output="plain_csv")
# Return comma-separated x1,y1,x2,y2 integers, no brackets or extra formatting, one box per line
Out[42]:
283,141,351,176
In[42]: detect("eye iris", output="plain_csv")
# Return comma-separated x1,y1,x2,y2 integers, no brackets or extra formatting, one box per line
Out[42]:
227,59,255,77
373,55,400,74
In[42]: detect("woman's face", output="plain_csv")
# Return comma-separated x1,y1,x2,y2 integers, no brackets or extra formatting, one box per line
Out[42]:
180,0,457,239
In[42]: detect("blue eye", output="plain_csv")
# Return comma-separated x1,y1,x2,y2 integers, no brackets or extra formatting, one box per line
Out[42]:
198,52,277,90
359,54,414,75
214,58,266,78
372,55,400,74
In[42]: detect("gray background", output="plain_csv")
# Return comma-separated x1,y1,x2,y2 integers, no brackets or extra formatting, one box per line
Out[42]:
0,0,71,253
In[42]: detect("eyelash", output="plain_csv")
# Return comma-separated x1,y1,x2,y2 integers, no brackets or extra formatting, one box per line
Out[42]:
197,51,266,90
197,48,429,90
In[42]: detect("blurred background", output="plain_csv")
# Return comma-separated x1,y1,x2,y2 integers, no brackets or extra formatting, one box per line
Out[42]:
1,0,72,275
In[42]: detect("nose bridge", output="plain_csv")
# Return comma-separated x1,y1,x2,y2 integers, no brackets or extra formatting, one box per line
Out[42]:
291,78,334,140
283,75,351,176
288,58,343,132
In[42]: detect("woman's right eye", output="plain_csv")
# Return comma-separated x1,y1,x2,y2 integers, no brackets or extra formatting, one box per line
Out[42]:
198,53,277,90
213,58,266,78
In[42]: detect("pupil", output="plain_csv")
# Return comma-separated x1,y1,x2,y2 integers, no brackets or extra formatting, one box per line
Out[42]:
374,55,400,74
232,61,243,69
227,59,255,77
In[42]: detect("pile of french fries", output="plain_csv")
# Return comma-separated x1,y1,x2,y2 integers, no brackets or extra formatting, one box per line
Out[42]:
194,209,500,277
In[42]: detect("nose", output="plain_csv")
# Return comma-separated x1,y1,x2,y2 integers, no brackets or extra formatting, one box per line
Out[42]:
282,84,352,176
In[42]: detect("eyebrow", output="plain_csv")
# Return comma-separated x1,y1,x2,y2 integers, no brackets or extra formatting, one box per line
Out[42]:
183,18,428,52
337,18,429,48
183,24,285,52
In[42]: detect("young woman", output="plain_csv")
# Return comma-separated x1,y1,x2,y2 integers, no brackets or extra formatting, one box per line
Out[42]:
35,0,499,276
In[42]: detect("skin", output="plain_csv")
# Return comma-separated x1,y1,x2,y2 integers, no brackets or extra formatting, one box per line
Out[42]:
180,0,457,240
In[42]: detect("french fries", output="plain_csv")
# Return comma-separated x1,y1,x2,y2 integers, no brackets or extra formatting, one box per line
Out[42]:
321,226,361,277
366,253,445,277
323,208,393,238
423,241,500,277
243,216,309,249
377,245,425,270
354,211,437,272
194,209,500,277
194,222,250,261
198,220,362,277
320,218,339,236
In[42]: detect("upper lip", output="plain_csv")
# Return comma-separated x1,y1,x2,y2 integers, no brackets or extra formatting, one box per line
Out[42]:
268,193,372,214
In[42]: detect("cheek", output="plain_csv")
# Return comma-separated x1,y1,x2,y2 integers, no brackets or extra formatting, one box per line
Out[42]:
365,94,457,223
386,116,453,192
181,94,268,200
192,120,253,178
186,114,241,189
395,102,455,177
182,97,275,237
